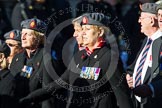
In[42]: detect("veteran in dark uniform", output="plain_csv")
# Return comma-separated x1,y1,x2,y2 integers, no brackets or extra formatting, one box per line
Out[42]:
10,18,47,108
63,16,85,66
68,12,133,108
3,29,23,68
0,40,19,108
126,3,162,108
18,13,133,108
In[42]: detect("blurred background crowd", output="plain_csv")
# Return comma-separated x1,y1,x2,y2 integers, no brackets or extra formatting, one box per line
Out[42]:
0,1,162,108
0,0,161,67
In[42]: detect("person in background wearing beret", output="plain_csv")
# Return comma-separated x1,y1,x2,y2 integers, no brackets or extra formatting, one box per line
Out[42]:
0,40,19,108
126,3,162,108
4,29,23,68
72,16,85,52
18,13,133,108
63,15,85,66
9,18,47,108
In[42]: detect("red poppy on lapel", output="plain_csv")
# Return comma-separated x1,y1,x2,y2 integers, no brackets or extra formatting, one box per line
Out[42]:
150,55,152,61
81,53,87,60
160,52,162,57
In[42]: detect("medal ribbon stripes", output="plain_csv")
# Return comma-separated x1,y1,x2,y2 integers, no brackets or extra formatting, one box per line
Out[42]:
80,66,101,80
21,65,33,78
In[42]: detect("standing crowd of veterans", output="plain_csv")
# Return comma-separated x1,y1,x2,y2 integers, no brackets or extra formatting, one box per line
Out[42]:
0,1,162,108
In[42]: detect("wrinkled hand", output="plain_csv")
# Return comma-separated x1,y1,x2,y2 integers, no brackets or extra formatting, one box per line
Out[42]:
133,84,152,98
126,74,133,89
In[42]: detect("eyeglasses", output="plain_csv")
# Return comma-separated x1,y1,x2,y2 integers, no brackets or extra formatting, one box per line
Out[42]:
139,16,151,20
7,43,18,47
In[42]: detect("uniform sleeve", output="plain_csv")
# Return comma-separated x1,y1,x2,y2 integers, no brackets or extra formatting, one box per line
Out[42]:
150,78,162,97
109,68,134,108
126,61,136,76
19,57,71,104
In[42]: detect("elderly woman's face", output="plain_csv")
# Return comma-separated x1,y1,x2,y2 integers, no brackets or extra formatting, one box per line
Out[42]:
73,23,83,45
21,29,38,49
82,25,100,47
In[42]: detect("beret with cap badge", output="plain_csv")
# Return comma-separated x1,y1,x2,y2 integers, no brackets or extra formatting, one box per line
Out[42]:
156,3,162,11
4,29,21,42
141,3,158,14
0,40,10,58
72,13,90,25
21,18,47,34
81,12,110,27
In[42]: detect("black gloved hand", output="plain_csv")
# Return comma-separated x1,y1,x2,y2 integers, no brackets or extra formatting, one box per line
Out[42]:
19,96,32,106
133,84,152,98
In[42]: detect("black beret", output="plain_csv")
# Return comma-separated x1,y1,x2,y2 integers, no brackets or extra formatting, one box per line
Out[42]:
141,3,157,14
81,13,110,26
4,29,21,42
156,3,162,11
21,18,47,34
72,13,89,24
0,40,10,58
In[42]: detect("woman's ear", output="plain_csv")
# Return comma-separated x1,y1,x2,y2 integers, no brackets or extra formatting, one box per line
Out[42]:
99,28,104,37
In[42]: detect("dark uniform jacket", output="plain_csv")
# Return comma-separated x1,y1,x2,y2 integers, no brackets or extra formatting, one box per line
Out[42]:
20,45,133,108
127,37,162,108
0,69,18,108
10,48,43,108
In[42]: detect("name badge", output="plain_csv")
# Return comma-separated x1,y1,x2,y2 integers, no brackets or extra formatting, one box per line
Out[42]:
80,66,101,80
21,65,33,78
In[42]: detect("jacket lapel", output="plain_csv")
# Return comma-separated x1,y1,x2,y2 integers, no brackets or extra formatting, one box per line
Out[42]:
127,38,147,75
152,37,162,77
143,37,162,83
136,38,147,61
29,48,43,79
10,52,26,77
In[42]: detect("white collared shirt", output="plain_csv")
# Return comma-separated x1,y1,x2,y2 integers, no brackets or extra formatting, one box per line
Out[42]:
133,29,162,102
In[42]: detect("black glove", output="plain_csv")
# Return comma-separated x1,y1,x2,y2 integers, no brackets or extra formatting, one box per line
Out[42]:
133,84,153,98
19,96,32,106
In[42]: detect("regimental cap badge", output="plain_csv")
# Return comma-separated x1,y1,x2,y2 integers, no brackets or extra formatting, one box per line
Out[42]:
30,20,36,28
9,32,15,39
82,16,88,24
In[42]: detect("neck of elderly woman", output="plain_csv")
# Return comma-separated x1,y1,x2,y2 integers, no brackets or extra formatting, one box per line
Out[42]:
26,48,37,58
87,41,102,52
